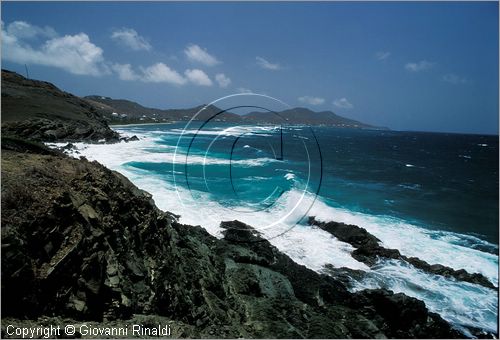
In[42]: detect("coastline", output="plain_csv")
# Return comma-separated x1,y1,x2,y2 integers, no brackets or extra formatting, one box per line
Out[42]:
4,133,497,338
1,137,471,338
48,125,498,335
1,70,497,338
109,121,177,128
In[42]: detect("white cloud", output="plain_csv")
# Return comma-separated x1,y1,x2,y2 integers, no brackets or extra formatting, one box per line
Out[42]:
298,96,325,106
375,51,391,60
2,22,108,76
111,63,139,81
237,87,253,94
215,73,231,88
333,98,353,109
184,69,212,86
1,20,219,87
184,44,219,66
405,60,434,72
140,63,187,85
111,28,151,51
256,56,281,70
111,62,218,87
6,21,57,39
442,73,466,85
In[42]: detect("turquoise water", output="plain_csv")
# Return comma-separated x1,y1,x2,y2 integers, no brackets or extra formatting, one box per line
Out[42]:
130,122,498,246
60,122,499,334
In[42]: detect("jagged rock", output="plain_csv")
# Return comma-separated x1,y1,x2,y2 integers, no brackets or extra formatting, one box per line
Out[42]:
321,264,367,288
0,140,473,338
120,135,140,142
351,289,462,338
309,217,496,289
63,142,75,150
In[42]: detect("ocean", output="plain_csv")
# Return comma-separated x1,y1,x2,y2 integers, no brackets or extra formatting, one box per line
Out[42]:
55,122,499,335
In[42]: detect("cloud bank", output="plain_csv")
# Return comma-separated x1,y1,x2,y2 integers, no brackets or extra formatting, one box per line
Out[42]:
112,62,217,87
375,51,391,60
442,73,466,85
140,63,187,85
111,63,138,81
333,98,353,109
298,96,325,105
111,28,151,51
405,60,434,72
185,69,213,86
2,21,108,76
215,73,231,88
5,20,57,40
256,56,281,70
185,44,220,66
2,20,229,88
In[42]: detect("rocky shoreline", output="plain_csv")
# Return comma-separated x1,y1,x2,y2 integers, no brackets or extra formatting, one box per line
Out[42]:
1,138,470,338
308,218,496,290
1,69,497,338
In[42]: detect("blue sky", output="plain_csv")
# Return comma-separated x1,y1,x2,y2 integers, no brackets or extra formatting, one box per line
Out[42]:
2,2,498,134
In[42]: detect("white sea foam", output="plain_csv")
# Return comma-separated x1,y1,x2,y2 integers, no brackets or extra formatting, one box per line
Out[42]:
311,203,498,285
168,125,278,137
47,138,369,271
48,129,498,285
112,171,370,272
351,258,498,333
47,126,498,333
48,138,276,168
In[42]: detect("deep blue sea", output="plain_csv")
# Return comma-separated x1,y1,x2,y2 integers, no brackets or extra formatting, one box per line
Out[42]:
57,122,499,335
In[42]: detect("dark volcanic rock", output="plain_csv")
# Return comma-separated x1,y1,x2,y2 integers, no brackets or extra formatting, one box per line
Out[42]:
309,217,496,289
1,70,120,143
1,140,464,338
119,135,140,143
1,136,62,156
216,221,463,338
321,264,367,288
2,118,119,143
351,289,460,339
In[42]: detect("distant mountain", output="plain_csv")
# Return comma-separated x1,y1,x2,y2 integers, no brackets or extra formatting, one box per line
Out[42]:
0,69,385,134
243,107,380,129
85,96,386,130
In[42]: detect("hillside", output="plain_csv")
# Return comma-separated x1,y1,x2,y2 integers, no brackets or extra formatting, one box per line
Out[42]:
1,69,382,138
84,96,243,124
85,96,385,129
244,107,379,128
1,70,119,142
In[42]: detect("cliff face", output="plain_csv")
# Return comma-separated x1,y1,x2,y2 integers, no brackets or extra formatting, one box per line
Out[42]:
1,139,461,338
1,70,119,142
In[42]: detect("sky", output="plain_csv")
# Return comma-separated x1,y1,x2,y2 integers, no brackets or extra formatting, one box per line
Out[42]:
1,2,498,134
